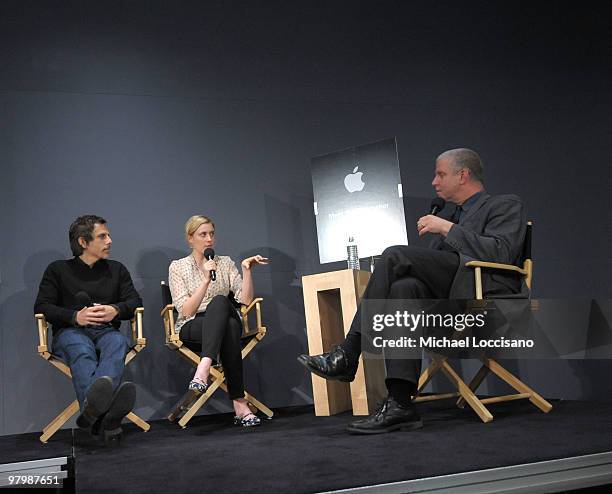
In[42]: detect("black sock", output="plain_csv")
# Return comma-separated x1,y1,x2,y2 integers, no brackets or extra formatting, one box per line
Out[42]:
386,378,415,407
341,333,361,363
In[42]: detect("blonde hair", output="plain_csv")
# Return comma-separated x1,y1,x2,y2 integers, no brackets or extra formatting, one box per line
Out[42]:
184,215,215,241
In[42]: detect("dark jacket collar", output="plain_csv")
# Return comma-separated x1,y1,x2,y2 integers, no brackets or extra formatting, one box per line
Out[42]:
457,190,489,223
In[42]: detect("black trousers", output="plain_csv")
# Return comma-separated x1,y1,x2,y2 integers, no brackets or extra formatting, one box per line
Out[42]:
180,295,244,400
346,245,459,385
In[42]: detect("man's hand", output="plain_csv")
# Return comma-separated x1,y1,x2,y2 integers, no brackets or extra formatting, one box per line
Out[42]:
241,255,269,271
76,305,119,326
416,214,454,237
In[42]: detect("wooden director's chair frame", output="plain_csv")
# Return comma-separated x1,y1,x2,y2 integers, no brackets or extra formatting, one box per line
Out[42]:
161,282,274,428
413,222,553,422
35,308,151,443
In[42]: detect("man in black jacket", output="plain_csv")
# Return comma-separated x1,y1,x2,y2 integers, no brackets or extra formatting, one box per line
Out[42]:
299,148,526,434
34,215,142,446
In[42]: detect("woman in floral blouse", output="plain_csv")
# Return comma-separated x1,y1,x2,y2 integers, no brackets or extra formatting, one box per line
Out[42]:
169,215,268,427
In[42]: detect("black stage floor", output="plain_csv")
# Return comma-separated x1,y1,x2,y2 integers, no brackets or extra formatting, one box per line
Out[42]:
2,400,612,493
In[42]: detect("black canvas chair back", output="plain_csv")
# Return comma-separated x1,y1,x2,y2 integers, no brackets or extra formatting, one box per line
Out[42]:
159,282,242,352
160,281,201,352
161,280,172,307
522,221,532,263
414,221,551,422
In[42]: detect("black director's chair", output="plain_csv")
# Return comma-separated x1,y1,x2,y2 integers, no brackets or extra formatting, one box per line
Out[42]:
161,282,273,428
413,222,553,422
35,308,150,443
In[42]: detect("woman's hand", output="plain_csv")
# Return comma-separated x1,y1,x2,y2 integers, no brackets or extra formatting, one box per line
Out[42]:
201,258,217,282
241,255,269,271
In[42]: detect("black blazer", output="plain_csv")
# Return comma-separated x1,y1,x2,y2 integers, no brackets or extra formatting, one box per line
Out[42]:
429,193,527,298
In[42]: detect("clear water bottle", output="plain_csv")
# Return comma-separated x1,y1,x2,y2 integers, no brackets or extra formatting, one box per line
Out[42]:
347,236,360,270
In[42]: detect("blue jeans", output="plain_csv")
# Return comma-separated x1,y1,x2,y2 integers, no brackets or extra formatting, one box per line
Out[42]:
52,325,130,411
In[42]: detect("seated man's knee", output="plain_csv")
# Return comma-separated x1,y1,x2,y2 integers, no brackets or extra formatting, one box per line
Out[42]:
382,244,425,259
381,245,406,259
54,331,95,360
103,331,129,355
389,277,429,298
64,346,96,364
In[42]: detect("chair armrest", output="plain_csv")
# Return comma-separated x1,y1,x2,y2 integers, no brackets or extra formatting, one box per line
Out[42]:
465,261,528,300
465,260,527,275
130,307,146,347
240,297,265,337
241,297,263,316
160,304,182,346
35,313,50,354
160,304,175,318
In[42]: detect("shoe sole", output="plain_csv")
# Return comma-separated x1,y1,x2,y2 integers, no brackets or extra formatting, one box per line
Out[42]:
347,419,424,435
103,382,136,431
102,382,136,447
296,355,355,383
77,376,114,429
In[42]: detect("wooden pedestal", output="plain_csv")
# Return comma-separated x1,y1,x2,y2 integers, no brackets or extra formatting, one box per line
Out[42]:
302,269,386,416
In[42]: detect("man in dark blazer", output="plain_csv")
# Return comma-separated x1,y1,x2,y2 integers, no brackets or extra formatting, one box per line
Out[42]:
298,148,527,434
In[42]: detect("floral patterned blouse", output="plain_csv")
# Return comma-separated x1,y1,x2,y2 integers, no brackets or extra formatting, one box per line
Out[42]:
168,254,243,332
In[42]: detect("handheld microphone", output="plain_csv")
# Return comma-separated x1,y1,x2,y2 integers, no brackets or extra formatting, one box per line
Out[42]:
429,198,446,216
75,291,92,309
204,248,216,281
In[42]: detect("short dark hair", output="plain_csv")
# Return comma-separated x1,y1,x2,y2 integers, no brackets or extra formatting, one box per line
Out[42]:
69,215,107,256
437,148,484,184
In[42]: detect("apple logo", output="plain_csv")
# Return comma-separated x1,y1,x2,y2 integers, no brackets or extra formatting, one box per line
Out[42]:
344,166,365,193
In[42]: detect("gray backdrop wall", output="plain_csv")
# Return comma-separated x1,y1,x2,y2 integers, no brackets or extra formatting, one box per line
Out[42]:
1,1,611,436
